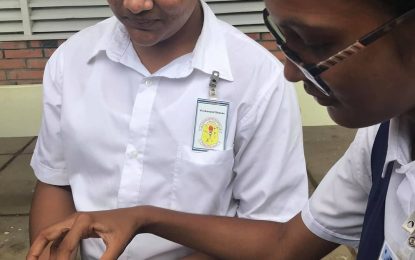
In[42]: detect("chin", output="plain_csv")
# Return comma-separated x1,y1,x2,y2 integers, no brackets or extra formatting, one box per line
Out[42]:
134,40,160,47
327,107,379,129
126,29,163,47
130,36,161,47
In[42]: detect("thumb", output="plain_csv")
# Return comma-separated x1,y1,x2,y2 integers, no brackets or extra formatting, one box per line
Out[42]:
100,243,126,260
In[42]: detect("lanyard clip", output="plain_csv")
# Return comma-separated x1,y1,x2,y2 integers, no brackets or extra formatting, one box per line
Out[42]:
209,71,220,99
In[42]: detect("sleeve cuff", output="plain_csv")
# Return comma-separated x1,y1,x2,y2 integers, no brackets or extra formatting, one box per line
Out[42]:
301,202,360,248
30,153,70,186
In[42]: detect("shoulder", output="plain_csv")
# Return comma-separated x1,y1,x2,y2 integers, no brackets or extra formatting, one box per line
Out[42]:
218,20,283,72
300,125,382,247
335,124,381,181
311,124,382,202
52,17,118,59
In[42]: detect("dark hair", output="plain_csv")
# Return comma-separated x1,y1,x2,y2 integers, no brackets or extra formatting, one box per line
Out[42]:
380,0,415,14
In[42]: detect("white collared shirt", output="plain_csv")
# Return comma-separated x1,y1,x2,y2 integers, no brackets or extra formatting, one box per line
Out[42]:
302,117,415,259
31,1,308,259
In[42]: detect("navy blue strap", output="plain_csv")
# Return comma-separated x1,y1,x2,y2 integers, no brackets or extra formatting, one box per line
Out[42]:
357,121,393,260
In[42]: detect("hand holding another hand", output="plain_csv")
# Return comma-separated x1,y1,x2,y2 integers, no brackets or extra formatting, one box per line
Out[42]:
27,207,147,260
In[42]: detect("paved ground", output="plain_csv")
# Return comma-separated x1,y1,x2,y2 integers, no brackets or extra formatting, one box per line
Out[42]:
0,125,357,259
0,137,36,260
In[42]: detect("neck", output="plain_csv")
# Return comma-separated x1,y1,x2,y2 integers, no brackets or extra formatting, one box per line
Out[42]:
133,3,203,74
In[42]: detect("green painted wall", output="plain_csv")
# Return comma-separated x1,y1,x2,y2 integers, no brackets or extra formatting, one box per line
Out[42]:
0,85,42,137
294,82,334,126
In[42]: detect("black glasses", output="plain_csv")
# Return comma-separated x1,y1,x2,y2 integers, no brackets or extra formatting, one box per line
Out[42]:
263,8,415,96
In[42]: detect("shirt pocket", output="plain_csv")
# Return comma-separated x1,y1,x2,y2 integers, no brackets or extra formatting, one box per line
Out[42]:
171,145,235,214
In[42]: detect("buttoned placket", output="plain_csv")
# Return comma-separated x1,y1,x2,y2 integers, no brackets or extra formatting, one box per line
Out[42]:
117,77,159,208
397,168,415,259
398,233,415,259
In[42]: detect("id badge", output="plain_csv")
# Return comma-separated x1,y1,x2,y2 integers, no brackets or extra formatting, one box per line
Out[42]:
379,240,399,260
193,98,229,151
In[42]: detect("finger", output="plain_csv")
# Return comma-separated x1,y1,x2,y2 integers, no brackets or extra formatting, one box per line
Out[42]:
97,227,133,260
27,216,75,259
143,0,154,10
100,241,127,260
49,244,57,260
49,230,68,260
27,227,70,260
56,214,93,259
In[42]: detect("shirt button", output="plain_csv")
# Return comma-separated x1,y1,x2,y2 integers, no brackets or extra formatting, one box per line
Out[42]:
127,150,138,159
145,79,152,86
408,237,415,247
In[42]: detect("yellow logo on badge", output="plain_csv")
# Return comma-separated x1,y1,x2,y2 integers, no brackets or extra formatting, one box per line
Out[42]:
200,118,222,148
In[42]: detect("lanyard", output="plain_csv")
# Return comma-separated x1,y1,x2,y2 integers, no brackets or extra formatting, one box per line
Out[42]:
357,121,392,260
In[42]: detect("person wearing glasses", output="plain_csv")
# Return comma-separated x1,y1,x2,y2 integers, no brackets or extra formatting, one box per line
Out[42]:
27,0,308,259
27,0,415,259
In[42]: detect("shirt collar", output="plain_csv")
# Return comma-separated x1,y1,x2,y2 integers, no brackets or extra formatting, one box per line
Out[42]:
191,0,234,82
383,117,414,176
87,16,130,63
87,1,234,82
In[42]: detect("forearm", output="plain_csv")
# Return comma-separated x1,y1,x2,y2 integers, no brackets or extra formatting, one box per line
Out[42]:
27,202,337,259
139,206,286,259
29,181,76,243
139,207,337,260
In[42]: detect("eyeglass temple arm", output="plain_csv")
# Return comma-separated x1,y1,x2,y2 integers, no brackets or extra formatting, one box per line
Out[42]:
313,7,415,72
314,41,365,72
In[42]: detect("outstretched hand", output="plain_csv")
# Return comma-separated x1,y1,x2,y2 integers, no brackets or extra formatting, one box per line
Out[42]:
27,207,144,260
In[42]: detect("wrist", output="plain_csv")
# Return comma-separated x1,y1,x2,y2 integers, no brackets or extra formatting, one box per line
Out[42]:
131,205,157,235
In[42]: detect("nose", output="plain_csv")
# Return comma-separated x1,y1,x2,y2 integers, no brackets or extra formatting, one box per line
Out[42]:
123,0,153,14
283,59,305,83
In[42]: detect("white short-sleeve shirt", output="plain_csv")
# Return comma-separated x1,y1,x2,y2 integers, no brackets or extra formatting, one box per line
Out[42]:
31,1,308,259
302,117,415,259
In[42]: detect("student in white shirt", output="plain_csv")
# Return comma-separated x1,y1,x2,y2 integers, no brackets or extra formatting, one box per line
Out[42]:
28,0,415,259
28,0,308,259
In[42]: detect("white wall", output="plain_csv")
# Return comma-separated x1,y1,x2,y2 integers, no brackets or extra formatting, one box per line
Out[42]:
0,0,266,41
